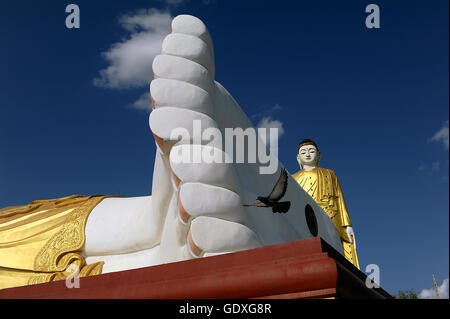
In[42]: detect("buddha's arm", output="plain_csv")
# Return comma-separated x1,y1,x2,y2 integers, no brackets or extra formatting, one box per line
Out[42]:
333,172,355,244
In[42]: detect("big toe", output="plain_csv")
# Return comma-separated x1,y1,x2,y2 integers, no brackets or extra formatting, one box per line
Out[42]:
171,15,214,57
158,15,215,79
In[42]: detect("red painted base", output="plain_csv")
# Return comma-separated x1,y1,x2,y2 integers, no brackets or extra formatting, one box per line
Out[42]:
0,237,391,299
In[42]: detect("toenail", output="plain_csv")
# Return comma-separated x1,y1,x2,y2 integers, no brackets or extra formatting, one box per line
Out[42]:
150,94,156,109
172,171,181,188
152,133,165,151
178,194,191,223
188,229,202,257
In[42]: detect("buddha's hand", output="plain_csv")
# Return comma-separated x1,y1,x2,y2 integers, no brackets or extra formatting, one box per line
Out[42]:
148,15,343,263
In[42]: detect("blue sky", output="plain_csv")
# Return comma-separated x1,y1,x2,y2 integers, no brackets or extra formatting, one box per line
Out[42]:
0,0,448,297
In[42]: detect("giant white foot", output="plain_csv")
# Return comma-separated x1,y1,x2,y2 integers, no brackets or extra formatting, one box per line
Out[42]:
84,15,343,273
149,15,343,260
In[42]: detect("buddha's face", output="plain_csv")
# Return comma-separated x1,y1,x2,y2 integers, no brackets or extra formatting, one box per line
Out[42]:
298,145,320,166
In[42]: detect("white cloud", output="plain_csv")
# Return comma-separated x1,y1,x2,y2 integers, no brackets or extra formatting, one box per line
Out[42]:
258,116,285,157
93,9,172,89
419,278,449,299
431,161,441,172
258,117,285,136
418,164,427,171
129,92,152,112
430,121,449,150
160,0,213,7
271,103,282,112
163,0,187,5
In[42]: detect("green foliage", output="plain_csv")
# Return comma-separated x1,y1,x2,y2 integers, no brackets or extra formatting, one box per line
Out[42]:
393,289,419,299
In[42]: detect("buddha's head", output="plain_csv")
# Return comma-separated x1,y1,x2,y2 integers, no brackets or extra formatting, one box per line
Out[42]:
297,139,321,169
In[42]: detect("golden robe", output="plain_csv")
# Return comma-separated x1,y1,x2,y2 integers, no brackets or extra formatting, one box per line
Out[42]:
0,195,111,290
292,167,360,269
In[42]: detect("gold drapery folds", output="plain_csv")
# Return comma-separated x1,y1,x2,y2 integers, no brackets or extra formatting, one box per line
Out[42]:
292,167,360,269
0,195,111,290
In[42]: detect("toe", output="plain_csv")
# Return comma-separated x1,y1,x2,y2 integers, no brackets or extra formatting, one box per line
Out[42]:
189,216,262,254
150,78,213,117
169,144,241,193
162,33,214,77
149,107,218,142
171,15,214,59
179,182,246,223
153,54,214,93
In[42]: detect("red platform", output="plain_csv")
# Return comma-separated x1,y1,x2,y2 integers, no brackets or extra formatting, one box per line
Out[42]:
0,237,391,299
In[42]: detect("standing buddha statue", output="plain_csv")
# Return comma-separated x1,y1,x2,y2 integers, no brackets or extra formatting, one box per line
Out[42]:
292,139,360,269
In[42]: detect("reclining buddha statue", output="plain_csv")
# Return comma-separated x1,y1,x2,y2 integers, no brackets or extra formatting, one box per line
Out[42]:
0,15,348,290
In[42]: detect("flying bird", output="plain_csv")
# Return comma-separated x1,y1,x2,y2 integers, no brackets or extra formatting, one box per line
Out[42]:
243,168,291,213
